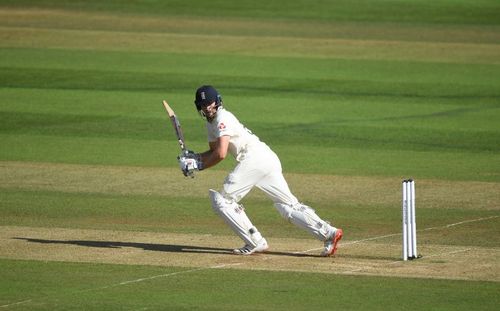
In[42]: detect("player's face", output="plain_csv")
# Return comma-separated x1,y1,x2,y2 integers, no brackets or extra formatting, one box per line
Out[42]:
201,101,217,119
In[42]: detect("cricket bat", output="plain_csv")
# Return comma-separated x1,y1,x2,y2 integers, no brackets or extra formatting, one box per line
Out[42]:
162,100,188,155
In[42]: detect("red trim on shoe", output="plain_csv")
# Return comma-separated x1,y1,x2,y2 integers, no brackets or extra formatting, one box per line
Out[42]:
329,228,343,256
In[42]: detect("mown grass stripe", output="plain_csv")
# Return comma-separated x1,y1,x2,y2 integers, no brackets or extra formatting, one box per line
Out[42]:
2,26,499,63
2,161,499,210
2,66,499,100
1,110,498,152
1,8,500,43
2,0,500,25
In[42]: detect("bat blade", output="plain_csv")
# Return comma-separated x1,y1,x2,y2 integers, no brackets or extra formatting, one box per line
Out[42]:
163,100,176,117
162,100,187,153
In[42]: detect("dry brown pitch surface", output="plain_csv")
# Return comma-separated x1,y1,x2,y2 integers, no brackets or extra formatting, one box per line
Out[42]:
1,224,498,282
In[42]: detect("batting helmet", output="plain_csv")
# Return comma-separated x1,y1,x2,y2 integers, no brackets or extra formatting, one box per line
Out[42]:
194,85,222,113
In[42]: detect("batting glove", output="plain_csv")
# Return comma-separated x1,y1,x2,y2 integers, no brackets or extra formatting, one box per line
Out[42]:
178,156,202,177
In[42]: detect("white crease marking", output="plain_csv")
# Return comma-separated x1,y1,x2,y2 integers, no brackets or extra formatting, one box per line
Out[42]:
0,263,242,309
294,216,498,254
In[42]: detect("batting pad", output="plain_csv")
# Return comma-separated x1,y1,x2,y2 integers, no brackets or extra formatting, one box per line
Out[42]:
274,203,334,241
209,189,263,247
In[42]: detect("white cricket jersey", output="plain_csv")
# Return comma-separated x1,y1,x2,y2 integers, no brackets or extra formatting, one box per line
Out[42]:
207,108,267,161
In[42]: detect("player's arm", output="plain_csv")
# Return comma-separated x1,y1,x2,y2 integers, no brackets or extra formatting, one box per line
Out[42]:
199,135,230,170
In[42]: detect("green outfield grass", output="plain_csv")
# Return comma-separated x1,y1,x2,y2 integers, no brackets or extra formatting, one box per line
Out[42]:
1,259,499,311
0,0,499,310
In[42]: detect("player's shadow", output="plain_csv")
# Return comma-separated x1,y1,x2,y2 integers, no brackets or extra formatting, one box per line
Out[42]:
13,237,321,258
14,237,233,255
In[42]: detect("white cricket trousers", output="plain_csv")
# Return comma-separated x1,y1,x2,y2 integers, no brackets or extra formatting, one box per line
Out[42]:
220,144,336,242
221,145,298,206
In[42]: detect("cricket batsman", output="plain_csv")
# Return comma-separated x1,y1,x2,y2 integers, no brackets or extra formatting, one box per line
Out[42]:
177,85,343,256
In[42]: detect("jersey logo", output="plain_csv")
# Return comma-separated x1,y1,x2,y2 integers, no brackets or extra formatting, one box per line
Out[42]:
218,122,226,130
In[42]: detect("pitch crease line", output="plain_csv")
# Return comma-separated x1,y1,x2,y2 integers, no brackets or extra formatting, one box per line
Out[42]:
0,263,242,309
0,299,32,309
86,262,243,291
343,248,472,275
422,215,498,231
293,216,498,254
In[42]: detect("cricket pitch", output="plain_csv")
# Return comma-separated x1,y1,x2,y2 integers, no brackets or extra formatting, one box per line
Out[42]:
1,225,498,282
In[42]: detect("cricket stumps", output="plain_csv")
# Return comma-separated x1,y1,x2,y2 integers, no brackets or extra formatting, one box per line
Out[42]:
402,179,419,261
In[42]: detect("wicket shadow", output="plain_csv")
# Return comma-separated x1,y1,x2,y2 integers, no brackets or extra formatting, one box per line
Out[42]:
13,237,321,258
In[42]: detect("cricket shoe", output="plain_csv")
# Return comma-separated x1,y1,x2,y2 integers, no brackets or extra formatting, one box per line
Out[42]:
321,228,343,257
233,238,269,255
